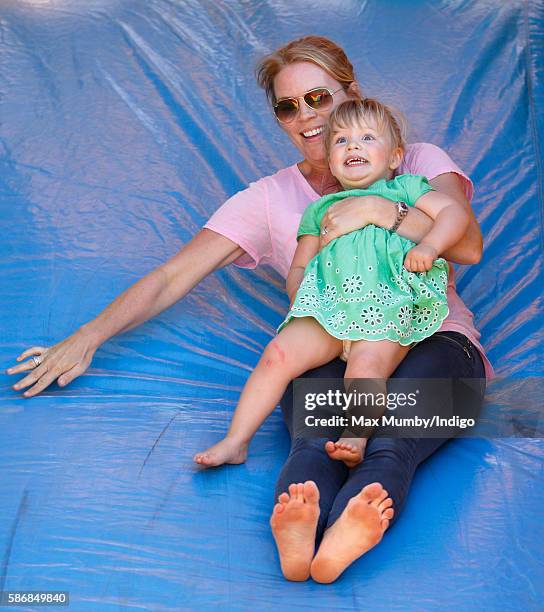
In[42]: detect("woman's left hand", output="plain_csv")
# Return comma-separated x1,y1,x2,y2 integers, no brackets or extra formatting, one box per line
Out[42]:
319,195,382,248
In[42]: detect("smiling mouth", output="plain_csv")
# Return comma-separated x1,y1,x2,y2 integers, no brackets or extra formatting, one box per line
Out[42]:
301,126,324,138
345,156,368,166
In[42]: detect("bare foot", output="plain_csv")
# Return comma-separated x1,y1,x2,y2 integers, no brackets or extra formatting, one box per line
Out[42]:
270,481,320,582
310,482,394,583
193,437,248,468
325,437,367,468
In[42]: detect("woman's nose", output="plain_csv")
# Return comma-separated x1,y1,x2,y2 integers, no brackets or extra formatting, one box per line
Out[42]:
299,101,317,119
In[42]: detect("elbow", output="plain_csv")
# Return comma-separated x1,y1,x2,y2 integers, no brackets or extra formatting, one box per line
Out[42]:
471,227,484,264
465,250,482,265
447,238,483,266
466,239,483,264
469,248,483,265
464,215,483,264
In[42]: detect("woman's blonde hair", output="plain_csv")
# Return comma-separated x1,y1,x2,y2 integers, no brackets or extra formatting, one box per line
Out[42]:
324,98,406,156
256,35,357,104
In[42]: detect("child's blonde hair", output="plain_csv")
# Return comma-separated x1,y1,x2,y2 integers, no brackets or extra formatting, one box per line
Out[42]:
324,98,406,157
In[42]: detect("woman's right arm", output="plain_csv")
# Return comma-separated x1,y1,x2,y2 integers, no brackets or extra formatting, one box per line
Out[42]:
7,229,244,397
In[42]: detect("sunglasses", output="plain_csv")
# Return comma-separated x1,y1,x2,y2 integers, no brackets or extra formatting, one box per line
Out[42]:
273,87,344,123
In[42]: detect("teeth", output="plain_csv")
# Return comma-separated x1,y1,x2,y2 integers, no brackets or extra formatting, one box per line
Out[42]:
346,157,368,166
302,127,323,138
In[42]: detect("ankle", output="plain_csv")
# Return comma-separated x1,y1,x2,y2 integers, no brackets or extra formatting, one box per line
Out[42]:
223,433,249,448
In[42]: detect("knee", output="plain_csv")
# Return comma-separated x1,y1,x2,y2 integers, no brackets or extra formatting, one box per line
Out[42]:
290,436,329,454
346,352,385,378
364,439,416,466
289,437,342,464
261,338,295,372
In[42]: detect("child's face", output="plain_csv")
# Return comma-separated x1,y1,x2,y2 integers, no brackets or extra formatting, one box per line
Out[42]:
328,118,402,190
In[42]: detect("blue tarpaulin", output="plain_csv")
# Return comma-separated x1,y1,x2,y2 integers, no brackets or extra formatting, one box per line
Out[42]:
1,1,543,610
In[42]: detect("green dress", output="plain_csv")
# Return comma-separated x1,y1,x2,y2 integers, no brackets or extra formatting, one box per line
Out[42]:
278,174,449,345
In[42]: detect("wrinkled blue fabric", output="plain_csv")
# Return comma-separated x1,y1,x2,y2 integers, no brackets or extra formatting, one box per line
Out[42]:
1,1,542,609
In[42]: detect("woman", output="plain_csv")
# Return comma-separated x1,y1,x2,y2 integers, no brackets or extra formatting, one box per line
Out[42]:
7,36,492,583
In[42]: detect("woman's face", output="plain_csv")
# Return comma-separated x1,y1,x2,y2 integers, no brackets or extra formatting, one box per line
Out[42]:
273,62,353,167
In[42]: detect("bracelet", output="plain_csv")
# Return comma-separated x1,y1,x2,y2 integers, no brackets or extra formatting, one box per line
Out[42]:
390,200,409,232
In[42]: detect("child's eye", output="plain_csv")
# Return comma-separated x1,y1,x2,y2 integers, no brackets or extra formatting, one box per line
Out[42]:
362,134,374,141
335,136,346,144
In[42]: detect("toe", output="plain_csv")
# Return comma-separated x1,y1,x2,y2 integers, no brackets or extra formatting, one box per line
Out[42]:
288,483,297,498
361,482,384,502
325,441,336,454
296,482,304,500
303,480,319,503
278,492,290,504
381,518,390,531
379,497,393,511
383,507,394,520
375,488,389,505
273,502,285,515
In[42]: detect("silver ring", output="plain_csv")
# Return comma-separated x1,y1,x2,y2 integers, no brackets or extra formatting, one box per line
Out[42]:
32,355,42,368
321,226,329,236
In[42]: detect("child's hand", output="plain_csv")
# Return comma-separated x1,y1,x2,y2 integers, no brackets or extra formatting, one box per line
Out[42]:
404,244,438,272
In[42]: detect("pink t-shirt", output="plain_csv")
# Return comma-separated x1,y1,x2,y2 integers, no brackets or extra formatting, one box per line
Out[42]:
205,142,494,379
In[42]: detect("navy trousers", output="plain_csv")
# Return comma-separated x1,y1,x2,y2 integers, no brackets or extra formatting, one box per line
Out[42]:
274,331,486,541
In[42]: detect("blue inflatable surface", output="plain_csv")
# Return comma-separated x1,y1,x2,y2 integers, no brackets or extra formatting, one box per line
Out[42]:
1,1,543,609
